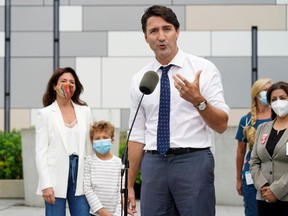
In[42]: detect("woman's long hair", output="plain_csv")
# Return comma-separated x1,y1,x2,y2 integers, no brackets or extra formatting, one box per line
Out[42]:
42,67,87,107
243,78,271,149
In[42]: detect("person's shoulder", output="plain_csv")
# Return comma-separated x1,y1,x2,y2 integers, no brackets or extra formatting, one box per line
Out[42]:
81,104,90,111
259,120,273,128
182,51,217,71
84,155,95,165
38,102,56,113
73,102,87,108
73,102,90,112
85,155,93,161
240,112,251,120
185,52,205,61
236,112,252,126
112,155,122,163
182,50,209,63
112,154,121,160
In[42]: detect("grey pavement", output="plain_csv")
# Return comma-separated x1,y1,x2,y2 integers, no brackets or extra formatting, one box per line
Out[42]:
0,199,244,216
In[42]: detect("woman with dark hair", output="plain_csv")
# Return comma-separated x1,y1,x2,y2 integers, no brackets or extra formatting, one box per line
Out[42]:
235,78,272,216
42,67,87,107
35,67,93,216
250,81,288,216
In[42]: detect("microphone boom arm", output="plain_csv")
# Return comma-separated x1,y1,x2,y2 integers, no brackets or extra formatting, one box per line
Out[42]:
121,93,144,216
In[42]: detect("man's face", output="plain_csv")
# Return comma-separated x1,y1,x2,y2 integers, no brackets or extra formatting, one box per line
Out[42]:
145,16,179,65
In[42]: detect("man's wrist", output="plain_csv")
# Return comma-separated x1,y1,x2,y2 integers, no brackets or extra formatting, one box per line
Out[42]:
194,99,207,111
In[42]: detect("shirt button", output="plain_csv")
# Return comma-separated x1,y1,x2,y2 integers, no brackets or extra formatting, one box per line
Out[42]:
269,171,272,175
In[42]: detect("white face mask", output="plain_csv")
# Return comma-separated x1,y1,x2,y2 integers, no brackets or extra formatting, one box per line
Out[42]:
271,100,288,117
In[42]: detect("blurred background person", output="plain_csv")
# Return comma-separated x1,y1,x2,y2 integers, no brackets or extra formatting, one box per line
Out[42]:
235,78,272,216
250,81,288,216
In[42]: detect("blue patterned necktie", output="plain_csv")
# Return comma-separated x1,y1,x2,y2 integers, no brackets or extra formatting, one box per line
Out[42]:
157,65,173,155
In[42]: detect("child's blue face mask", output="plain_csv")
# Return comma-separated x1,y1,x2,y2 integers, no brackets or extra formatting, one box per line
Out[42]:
92,139,112,155
259,91,269,106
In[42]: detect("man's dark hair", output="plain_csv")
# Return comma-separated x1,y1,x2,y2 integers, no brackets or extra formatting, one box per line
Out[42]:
141,5,180,33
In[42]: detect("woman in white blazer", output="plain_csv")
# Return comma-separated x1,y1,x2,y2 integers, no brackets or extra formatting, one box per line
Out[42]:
250,81,288,216
35,67,93,216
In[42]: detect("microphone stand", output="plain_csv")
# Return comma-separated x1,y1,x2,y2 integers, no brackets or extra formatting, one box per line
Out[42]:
121,93,145,216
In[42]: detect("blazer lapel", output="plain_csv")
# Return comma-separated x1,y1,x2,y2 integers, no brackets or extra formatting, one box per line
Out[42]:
73,103,85,157
272,127,288,157
51,101,69,154
262,121,274,159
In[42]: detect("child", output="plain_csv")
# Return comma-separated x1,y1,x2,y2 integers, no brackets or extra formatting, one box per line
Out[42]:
84,121,122,216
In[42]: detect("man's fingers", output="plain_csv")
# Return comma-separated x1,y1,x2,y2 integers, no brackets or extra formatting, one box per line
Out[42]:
194,70,202,83
173,70,202,87
173,74,185,86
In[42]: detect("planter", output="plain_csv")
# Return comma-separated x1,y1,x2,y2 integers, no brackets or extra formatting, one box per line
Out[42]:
0,179,24,198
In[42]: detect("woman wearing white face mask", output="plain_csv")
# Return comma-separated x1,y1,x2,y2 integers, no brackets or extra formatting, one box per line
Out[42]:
235,78,272,216
250,81,288,216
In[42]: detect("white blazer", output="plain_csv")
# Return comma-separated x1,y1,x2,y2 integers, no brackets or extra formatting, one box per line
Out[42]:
35,101,93,198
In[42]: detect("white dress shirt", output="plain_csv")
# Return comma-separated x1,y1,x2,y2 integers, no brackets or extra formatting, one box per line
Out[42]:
129,48,229,150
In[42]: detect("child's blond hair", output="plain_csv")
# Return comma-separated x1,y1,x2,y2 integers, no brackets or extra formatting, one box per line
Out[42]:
90,121,115,142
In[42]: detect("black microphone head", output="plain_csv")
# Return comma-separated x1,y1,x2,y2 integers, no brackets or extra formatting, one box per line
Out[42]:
139,71,159,95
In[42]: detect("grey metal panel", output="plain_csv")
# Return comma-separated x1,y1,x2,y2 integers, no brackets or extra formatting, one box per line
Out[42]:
207,56,288,109
11,58,53,108
44,0,70,5
0,58,3,107
259,57,288,83
71,0,170,4
207,57,251,109
11,0,44,5
83,6,185,31
8,58,76,109
11,32,53,57
0,7,4,31
60,32,107,57
11,6,53,31
59,58,76,69
173,0,275,4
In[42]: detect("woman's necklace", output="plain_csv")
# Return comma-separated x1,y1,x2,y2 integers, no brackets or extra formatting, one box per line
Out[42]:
60,105,76,125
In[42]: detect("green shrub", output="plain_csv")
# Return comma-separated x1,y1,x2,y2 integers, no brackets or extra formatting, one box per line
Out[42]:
0,130,23,179
119,132,142,185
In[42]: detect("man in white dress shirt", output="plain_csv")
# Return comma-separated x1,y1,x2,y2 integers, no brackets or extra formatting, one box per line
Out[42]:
127,5,229,216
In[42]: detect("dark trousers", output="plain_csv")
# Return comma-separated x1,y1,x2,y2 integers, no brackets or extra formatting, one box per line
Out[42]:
140,148,215,216
258,200,288,216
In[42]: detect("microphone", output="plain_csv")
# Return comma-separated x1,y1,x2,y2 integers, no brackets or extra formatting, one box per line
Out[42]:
139,71,159,95
121,71,159,216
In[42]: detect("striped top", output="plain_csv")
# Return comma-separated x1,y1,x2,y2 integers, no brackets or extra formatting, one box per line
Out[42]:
84,154,122,216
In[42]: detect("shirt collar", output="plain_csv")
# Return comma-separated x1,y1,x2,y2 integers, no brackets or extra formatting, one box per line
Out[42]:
152,48,184,71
